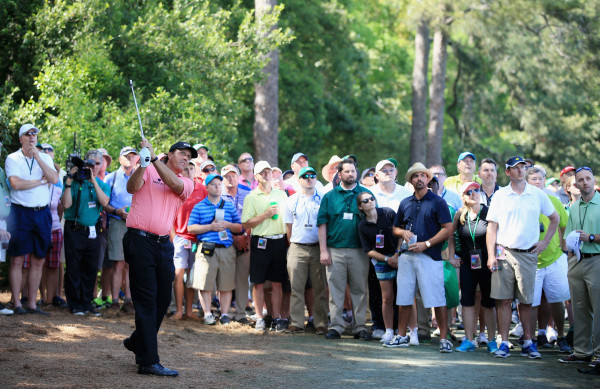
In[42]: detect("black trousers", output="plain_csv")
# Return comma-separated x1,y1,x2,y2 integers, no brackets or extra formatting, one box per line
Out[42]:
123,231,175,365
368,261,398,330
64,226,100,311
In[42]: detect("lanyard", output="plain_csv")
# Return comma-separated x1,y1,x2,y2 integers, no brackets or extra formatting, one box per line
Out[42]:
23,151,35,176
293,192,321,225
467,209,481,247
579,202,589,231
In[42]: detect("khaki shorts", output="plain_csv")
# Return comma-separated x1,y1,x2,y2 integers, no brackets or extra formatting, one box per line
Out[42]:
194,244,236,291
108,218,127,261
490,249,537,304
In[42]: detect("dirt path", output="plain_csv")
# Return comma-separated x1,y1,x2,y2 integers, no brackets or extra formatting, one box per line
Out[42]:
0,294,596,388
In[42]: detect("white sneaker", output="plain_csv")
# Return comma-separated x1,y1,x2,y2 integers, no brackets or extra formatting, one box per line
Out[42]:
203,313,216,325
409,329,419,346
546,326,558,343
380,331,394,344
372,329,385,340
383,334,410,348
255,318,266,331
509,322,523,338
477,333,489,346
0,306,13,316
433,327,441,336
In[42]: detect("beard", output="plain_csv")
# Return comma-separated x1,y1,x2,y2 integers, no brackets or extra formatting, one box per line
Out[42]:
341,176,356,186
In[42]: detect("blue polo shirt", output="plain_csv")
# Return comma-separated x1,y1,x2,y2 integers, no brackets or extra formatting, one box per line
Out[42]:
222,184,251,219
393,190,452,261
188,197,241,247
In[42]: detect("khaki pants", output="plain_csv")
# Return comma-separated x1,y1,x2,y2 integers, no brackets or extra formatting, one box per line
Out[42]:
568,255,600,358
326,248,369,335
234,250,250,321
287,243,328,329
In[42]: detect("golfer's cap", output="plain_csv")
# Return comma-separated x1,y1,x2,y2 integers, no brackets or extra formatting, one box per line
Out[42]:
376,159,395,173
169,141,198,159
457,151,476,163
19,124,39,137
566,231,583,261
193,143,209,152
560,166,575,177
291,152,308,165
204,173,223,185
505,156,526,169
299,167,317,177
199,160,216,171
460,181,480,195
41,143,53,150
254,161,272,175
221,164,240,176
120,146,138,157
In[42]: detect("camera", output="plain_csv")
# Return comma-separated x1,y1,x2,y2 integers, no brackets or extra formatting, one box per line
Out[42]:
66,154,94,181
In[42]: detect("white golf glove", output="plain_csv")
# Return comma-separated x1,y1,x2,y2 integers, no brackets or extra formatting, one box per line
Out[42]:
139,147,152,168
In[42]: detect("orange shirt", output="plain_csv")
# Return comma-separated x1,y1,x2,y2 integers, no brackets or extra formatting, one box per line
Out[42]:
127,164,194,236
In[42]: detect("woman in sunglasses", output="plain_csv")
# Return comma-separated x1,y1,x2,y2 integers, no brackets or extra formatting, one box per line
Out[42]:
356,191,402,344
448,182,497,353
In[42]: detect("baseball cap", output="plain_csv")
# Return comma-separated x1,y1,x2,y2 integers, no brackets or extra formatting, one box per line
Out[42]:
120,146,138,157
360,167,375,181
343,154,357,163
299,167,317,177
193,143,209,152
505,156,526,169
169,141,198,159
35,142,43,149
566,231,583,261
41,143,53,151
221,164,240,176
254,161,272,175
460,181,480,195
560,166,575,177
204,173,223,185
97,148,113,167
19,124,39,137
376,159,395,173
545,177,560,187
199,160,216,171
291,152,308,165
387,158,398,168
457,151,476,163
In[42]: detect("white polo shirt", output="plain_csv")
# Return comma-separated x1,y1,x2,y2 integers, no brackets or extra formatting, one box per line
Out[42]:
283,189,323,244
370,183,412,212
5,150,56,207
487,182,555,250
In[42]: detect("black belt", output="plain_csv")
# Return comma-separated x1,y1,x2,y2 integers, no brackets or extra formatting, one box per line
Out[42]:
128,228,170,243
65,220,93,232
294,242,319,246
580,253,599,259
507,247,533,253
13,203,48,211
202,241,227,248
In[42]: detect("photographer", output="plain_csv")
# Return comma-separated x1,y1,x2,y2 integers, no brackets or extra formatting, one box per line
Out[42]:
61,149,110,315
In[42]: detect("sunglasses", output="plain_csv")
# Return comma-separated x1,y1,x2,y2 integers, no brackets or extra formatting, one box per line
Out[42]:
23,132,38,137
360,196,376,204
203,166,217,173
465,188,480,196
365,172,375,177
239,157,253,163
43,148,53,152
576,166,593,174
301,174,316,179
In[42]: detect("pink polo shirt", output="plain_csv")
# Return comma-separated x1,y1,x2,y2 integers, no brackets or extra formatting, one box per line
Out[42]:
127,164,194,236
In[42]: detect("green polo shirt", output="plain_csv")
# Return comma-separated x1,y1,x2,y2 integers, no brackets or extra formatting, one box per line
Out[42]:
317,184,371,248
63,178,111,227
444,174,482,195
538,194,568,268
566,192,600,254
241,187,287,236
0,168,11,219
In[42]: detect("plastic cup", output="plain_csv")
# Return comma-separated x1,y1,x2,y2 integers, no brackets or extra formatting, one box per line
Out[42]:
270,201,278,219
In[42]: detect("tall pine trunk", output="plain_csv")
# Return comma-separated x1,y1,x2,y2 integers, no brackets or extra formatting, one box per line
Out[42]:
425,28,448,167
410,21,430,165
253,0,279,165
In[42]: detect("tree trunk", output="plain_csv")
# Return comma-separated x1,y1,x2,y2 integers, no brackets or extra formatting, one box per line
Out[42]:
425,28,448,167
253,0,279,166
409,21,430,165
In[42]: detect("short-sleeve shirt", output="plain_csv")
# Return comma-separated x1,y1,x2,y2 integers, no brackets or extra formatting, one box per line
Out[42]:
370,183,412,211
538,194,568,268
455,206,489,265
565,192,600,255
6,150,57,207
188,197,241,247
358,207,398,257
126,164,194,236
283,190,322,244
173,182,208,241
0,167,11,219
317,184,372,248
445,175,482,195
49,184,63,231
241,188,287,236
393,190,452,261
239,175,258,190
222,184,251,220
441,187,462,213
104,168,134,220
63,178,111,226
487,182,556,250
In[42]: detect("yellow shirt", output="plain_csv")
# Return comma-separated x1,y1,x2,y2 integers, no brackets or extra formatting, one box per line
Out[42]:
444,174,482,194
241,188,287,236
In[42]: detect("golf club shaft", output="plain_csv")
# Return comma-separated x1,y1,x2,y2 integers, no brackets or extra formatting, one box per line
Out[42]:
129,80,145,139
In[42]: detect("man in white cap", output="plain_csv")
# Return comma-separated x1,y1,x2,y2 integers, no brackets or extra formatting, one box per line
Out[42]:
5,124,58,315
559,167,600,364
445,151,482,194
389,163,453,351
370,159,412,210
241,161,288,331
486,156,558,359
284,152,323,193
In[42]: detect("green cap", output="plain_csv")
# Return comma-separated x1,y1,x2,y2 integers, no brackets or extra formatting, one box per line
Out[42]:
299,166,317,177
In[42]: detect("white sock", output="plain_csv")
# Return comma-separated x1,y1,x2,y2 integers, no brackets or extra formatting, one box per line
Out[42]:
385,328,394,336
523,339,532,347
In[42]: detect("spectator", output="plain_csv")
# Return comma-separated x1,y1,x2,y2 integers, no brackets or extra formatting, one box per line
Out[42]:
238,153,258,189
445,151,482,194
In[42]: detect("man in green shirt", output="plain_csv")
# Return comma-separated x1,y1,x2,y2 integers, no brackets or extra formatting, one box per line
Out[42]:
0,142,13,315
559,167,600,364
61,150,110,316
317,158,372,340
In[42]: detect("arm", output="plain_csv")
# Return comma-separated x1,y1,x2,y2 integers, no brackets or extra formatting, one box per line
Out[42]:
318,224,331,266
33,148,58,184
8,176,52,190
127,164,146,194
61,168,77,209
285,223,292,242
408,222,453,253
531,211,559,253
242,205,277,230
486,221,499,271
90,173,109,208
393,226,414,244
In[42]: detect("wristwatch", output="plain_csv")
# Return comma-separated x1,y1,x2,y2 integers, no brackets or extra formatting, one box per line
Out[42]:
384,256,389,262
150,156,158,163
590,234,595,243
425,240,431,248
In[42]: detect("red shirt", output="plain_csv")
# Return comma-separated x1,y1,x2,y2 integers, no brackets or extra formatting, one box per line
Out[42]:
173,182,208,241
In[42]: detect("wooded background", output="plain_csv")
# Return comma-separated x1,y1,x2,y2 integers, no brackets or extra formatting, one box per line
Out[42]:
1,0,598,178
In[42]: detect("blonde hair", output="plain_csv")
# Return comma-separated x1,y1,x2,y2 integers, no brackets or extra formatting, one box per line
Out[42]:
458,201,479,225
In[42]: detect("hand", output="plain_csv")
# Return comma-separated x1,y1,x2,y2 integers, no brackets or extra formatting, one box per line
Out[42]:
88,166,96,183
488,257,499,272
388,253,399,269
116,207,129,220
211,221,227,232
264,205,278,218
320,249,332,266
408,242,427,253
271,180,283,190
449,257,461,269
530,240,549,254
576,230,591,242
402,230,414,243
0,229,11,242
28,144,40,159
233,234,249,251
140,139,156,159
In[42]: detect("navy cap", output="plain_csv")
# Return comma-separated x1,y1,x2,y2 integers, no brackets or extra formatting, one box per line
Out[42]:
505,156,526,169
169,141,198,159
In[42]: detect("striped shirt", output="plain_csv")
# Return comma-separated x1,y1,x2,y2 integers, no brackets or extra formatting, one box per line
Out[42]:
188,197,241,247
